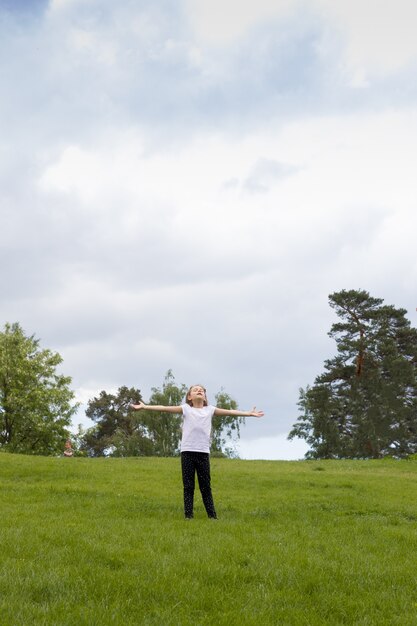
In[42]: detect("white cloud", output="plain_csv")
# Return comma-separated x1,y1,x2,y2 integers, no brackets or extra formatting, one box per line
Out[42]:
34,107,417,314
48,0,95,13
184,0,297,45
316,0,417,80
67,28,118,66
39,145,109,201
185,0,417,85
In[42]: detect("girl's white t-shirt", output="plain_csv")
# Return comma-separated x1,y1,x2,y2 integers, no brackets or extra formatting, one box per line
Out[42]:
180,404,216,453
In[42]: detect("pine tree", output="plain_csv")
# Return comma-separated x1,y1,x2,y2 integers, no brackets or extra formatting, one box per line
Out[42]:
289,290,417,458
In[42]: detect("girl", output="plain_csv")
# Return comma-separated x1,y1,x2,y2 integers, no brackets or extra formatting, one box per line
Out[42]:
131,385,264,520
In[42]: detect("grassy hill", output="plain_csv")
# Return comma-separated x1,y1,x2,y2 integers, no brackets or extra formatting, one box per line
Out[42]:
1,453,417,625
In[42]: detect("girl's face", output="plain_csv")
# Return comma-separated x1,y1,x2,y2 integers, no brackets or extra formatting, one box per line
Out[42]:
186,385,208,406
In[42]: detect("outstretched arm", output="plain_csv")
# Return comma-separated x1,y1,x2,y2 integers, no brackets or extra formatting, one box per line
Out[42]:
214,406,264,418
130,402,182,414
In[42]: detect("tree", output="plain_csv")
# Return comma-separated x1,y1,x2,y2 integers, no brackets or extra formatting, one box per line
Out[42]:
141,373,244,457
211,389,243,457
0,322,78,455
82,373,186,457
68,424,89,457
140,369,186,456
82,370,245,457
82,386,151,456
289,290,417,459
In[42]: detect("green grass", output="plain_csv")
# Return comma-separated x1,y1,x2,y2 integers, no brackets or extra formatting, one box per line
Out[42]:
1,454,417,625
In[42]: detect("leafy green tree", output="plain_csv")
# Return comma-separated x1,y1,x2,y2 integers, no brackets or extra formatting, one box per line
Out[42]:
289,290,417,459
140,369,186,456
142,372,243,457
83,386,151,456
68,424,89,457
82,373,186,457
0,322,78,455
211,389,243,457
82,371,245,457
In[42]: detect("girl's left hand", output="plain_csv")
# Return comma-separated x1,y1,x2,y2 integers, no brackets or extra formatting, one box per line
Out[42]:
250,406,264,418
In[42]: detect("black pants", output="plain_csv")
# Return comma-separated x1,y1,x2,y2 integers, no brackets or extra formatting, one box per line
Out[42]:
181,451,217,519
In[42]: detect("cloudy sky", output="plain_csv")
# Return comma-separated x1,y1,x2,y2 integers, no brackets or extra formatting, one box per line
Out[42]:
2,0,417,459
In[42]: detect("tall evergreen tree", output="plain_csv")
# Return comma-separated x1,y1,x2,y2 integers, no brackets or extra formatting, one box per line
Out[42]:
0,322,78,455
289,290,417,458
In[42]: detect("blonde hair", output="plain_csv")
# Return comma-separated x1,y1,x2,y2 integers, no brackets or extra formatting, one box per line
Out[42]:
185,384,208,407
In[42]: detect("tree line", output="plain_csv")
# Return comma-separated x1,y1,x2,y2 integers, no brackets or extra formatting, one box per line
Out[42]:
0,324,243,457
3,289,417,460
80,370,243,457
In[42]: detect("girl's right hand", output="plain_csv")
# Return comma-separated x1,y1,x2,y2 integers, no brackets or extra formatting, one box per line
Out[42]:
130,402,145,410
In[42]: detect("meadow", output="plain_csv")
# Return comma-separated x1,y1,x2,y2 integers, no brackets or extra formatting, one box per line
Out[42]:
1,453,417,625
